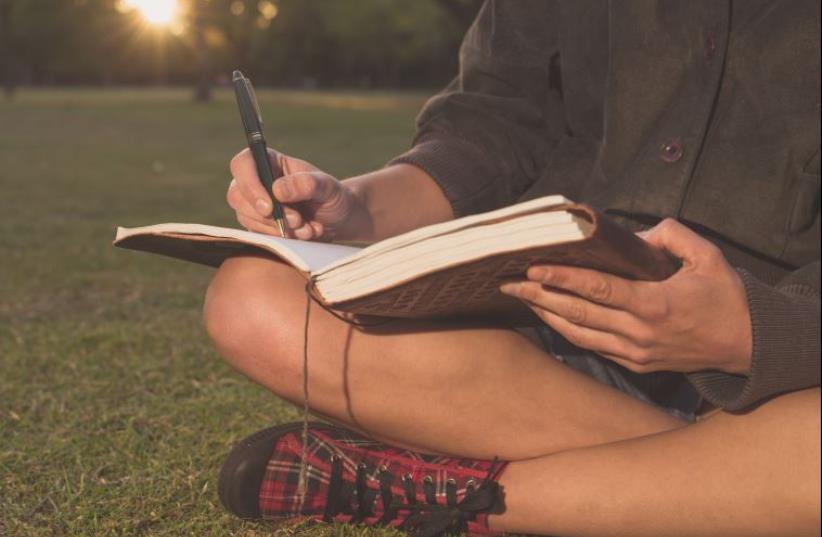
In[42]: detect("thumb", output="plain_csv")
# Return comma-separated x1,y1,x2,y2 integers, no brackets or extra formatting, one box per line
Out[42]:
273,171,338,204
642,218,708,266
273,149,321,175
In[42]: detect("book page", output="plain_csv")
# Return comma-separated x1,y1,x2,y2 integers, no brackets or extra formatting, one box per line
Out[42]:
316,194,571,274
114,223,360,273
315,213,590,303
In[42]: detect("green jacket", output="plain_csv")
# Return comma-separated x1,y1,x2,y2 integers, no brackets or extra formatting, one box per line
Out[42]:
392,0,821,410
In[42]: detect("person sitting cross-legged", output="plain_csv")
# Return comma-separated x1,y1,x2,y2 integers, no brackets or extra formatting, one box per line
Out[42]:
205,2,821,536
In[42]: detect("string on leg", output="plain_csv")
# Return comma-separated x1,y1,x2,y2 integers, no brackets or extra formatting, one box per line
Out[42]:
296,282,312,513
305,279,396,328
295,279,396,514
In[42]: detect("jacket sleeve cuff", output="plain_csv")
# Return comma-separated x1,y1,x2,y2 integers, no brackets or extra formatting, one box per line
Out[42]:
388,137,505,218
687,270,821,411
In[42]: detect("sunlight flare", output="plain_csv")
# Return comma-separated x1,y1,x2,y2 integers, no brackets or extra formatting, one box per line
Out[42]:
121,0,180,26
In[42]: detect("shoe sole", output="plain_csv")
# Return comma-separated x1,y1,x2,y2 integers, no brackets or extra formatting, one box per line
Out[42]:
217,421,337,519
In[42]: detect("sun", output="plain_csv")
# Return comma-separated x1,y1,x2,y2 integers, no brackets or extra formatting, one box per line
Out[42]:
123,0,179,26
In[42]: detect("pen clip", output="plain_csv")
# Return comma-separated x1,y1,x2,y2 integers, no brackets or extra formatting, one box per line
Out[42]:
240,77,263,127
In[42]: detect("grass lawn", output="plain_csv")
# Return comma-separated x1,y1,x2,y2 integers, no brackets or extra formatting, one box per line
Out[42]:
0,88,425,536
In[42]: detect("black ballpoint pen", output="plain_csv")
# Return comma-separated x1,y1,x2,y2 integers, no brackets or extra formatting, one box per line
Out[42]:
232,70,287,237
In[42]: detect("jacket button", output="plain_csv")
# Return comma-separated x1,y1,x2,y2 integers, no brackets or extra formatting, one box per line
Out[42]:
660,139,684,163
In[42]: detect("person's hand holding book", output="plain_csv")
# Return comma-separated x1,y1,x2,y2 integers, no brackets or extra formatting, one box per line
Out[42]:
500,218,753,376
228,148,372,242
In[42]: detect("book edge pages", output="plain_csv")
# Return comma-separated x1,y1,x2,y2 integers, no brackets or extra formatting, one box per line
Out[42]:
315,211,578,293
315,194,573,275
316,217,594,306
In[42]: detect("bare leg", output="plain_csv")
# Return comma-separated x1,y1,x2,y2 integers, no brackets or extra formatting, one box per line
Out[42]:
495,388,821,537
204,255,683,459
205,256,820,535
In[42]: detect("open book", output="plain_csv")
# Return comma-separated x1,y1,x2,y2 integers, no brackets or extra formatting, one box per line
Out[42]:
114,195,676,323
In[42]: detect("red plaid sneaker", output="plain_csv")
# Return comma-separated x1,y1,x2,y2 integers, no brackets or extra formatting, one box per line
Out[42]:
218,422,507,536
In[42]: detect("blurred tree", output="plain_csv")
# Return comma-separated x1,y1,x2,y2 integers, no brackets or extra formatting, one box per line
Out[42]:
1,0,481,92
191,0,212,102
0,0,13,97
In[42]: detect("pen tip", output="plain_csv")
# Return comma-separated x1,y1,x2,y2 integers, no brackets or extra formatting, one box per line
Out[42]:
232,70,244,81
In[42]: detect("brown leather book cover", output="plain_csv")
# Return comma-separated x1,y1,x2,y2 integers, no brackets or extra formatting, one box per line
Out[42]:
324,204,677,324
115,202,677,325
117,232,261,269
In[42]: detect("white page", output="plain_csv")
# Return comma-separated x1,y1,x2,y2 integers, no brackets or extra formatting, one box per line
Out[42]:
316,216,590,302
318,211,577,286
115,223,360,273
316,194,572,274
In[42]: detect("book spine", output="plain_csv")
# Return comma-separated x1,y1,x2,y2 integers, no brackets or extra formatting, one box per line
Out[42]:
570,205,679,281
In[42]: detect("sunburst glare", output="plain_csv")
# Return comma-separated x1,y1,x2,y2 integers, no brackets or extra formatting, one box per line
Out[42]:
120,0,180,26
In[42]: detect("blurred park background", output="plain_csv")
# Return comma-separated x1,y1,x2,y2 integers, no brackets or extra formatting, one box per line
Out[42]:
0,1,479,535
0,0,479,96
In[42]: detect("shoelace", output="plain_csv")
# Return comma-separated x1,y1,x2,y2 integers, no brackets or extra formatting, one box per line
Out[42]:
297,282,395,510
322,456,503,537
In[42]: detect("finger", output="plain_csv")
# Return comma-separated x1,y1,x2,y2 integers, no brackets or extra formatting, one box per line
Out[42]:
236,212,285,236
641,218,720,267
529,306,635,359
292,223,316,241
272,174,310,204
231,182,306,238
273,172,336,204
229,182,293,234
500,282,643,335
230,149,274,217
598,353,659,374
283,206,305,230
526,265,641,309
228,180,269,221
271,148,323,175
227,178,244,211
309,221,325,239
266,147,285,176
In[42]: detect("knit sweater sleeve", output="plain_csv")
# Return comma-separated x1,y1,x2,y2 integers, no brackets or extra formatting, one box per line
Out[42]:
687,262,821,411
388,0,563,218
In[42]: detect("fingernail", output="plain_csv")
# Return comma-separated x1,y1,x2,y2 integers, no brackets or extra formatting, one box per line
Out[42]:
255,198,271,215
528,267,546,281
499,283,519,296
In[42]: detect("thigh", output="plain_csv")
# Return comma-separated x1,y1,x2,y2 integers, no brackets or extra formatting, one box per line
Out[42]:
205,255,684,460
498,388,821,536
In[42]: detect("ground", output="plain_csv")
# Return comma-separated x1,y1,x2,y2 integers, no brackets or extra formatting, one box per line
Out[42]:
0,88,423,536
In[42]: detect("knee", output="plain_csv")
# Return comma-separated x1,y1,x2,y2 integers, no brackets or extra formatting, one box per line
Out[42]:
204,255,267,354
753,388,821,523
203,255,305,387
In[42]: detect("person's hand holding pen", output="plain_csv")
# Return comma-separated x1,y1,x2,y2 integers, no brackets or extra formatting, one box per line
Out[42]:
228,72,454,244
227,148,373,241
228,71,454,243
230,70,375,242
